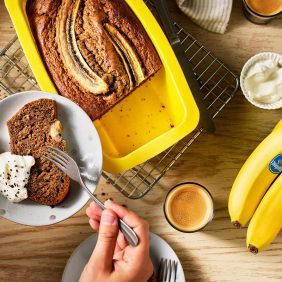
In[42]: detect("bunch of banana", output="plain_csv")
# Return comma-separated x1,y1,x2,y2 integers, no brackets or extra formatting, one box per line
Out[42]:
228,119,282,253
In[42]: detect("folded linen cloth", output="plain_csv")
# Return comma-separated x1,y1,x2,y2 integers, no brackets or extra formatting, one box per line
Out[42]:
176,0,233,34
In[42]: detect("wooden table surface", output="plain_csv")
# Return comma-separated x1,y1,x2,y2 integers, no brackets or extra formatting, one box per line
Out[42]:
0,1,281,281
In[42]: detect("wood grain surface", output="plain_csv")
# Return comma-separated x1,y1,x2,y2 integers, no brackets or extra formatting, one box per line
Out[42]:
0,0,282,281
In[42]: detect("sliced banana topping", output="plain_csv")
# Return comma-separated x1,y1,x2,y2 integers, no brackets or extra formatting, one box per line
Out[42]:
104,23,145,86
56,0,109,95
104,29,135,90
56,0,145,95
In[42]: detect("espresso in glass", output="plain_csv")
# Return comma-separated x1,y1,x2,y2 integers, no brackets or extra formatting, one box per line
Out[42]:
243,0,282,24
164,183,213,232
246,0,282,16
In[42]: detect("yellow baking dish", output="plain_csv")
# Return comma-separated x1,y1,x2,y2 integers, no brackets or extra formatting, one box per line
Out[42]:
5,0,199,174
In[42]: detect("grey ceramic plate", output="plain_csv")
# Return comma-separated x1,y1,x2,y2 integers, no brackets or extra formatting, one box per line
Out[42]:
62,232,185,282
0,91,103,226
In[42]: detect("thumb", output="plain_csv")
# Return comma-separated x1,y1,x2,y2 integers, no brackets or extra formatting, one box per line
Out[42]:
89,209,118,272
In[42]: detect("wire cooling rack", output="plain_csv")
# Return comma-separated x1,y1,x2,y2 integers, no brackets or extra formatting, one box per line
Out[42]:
0,1,239,199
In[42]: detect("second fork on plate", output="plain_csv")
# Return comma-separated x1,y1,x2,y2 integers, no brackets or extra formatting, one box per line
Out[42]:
157,258,178,282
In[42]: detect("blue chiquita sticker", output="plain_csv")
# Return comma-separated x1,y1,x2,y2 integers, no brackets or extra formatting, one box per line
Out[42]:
269,154,282,174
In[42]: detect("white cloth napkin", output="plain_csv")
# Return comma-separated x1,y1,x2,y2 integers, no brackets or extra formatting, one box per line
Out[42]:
176,0,233,34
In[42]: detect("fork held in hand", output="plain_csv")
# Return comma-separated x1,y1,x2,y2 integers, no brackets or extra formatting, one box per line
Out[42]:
157,258,178,282
44,146,139,247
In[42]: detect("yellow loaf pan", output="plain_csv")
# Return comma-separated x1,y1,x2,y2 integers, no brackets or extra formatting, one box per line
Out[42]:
5,0,199,174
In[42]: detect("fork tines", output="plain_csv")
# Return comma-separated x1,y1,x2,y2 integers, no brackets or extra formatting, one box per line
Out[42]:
44,146,69,172
157,258,178,282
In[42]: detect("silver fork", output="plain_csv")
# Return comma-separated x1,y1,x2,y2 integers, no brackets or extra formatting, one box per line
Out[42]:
44,146,139,247
157,258,178,282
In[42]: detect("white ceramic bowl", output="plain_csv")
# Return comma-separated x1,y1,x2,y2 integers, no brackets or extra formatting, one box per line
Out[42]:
240,52,282,110
0,91,103,226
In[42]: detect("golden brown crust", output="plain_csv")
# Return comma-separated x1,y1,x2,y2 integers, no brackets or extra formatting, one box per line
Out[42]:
7,99,70,206
26,0,162,120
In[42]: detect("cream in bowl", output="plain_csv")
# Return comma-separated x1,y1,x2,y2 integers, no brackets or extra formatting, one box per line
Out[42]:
240,52,282,109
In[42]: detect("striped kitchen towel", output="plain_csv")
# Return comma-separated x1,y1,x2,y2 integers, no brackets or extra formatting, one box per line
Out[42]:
176,0,233,34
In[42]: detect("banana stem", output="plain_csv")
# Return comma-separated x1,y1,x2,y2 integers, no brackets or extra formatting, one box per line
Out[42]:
232,221,242,229
248,244,259,254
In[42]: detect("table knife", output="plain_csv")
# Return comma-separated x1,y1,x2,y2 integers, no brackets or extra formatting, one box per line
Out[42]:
153,0,216,133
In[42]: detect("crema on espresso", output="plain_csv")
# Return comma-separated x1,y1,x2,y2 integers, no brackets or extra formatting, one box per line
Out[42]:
164,183,213,232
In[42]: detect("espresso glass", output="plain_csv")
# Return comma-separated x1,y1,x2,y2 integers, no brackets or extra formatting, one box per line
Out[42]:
242,0,282,24
163,182,214,233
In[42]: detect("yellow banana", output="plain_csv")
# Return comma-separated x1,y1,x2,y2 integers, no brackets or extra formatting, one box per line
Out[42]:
228,119,282,228
247,173,282,253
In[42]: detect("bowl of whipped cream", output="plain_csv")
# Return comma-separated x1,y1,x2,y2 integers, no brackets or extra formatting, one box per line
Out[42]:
240,52,282,109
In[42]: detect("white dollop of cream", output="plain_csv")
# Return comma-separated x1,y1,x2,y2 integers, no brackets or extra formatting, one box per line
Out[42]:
245,58,282,104
0,152,35,203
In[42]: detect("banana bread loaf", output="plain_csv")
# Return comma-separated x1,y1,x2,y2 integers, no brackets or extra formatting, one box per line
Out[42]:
7,99,70,206
26,0,162,120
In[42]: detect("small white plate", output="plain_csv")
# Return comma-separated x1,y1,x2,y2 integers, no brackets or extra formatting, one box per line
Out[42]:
62,232,185,282
0,91,103,226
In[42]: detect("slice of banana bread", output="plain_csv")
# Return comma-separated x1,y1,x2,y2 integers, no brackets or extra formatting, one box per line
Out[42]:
7,99,70,206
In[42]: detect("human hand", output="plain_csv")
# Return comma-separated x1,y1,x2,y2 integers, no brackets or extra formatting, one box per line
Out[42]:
79,200,154,282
